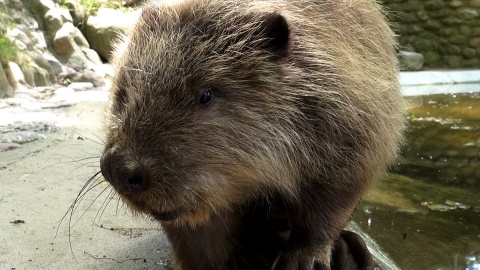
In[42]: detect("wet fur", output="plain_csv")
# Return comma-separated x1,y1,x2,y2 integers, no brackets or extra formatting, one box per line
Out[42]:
100,0,405,269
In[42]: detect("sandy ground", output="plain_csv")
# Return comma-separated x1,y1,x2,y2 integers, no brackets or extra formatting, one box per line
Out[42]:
0,96,173,270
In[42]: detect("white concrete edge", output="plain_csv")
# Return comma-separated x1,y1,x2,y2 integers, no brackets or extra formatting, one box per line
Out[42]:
401,83,480,96
400,70,480,86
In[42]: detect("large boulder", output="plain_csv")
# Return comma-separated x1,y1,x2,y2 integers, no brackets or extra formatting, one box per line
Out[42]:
52,22,89,54
64,0,85,27
21,0,56,30
50,21,103,73
0,64,14,98
44,8,73,34
398,51,425,71
8,61,25,85
84,8,141,61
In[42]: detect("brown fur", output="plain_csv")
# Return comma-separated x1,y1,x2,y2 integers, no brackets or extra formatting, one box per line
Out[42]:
100,0,404,269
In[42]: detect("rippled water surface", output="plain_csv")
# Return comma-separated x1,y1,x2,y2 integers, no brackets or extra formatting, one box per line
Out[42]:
353,90,480,270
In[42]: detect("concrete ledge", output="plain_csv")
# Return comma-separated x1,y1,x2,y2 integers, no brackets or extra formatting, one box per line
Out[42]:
400,70,480,86
402,83,480,96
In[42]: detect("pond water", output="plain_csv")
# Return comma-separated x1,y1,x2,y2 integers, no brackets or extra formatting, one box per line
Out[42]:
352,88,480,270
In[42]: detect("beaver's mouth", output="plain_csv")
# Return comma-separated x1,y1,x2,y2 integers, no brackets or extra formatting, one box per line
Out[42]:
150,209,182,221
116,192,183,221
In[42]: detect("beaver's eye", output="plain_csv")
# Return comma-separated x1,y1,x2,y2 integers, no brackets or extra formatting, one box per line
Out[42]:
199,87,214,105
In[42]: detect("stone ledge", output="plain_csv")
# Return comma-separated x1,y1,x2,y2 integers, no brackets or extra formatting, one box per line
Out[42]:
400,70,480,86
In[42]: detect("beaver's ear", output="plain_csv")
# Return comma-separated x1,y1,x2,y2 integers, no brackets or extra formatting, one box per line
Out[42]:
261,13,290,57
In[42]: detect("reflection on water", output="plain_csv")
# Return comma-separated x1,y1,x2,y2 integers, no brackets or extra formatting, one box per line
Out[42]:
353,91,480,270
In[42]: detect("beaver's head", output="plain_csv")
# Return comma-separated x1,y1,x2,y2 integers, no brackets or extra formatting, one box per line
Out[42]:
100,0,304,225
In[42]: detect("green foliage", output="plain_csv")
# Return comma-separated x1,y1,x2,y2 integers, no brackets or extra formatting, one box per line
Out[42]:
0,3,12,36
0,2,17,64
408,114,416,122
0,37,18,63
79,0,102,15
60,0,138,16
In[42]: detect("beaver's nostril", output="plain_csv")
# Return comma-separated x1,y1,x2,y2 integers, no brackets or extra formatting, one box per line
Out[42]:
100,148,149,192
123,165,149,192
127,174,145,190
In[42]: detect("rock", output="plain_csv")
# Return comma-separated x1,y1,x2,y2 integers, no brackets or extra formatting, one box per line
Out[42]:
99,64,115,78
0,142,23,151
44,8,73,34
4,97,32,106
67,82,94,91
460,25,472,36
20,101,42,110
69,25,90,48
446,55,461,68
0,64,14,98
51,22,89,54
416,10,429,21
15,88,44,99
397,12,418,23
40,101,74,109
0,131,46,144
457,9,479,20
7,0,23,11
464,58,480,68
18,59,35,86
413,38,432,51
124,0,145,6
470,37,480,47
43,53,65,75
33,66,52,87
60,50,96,71
424,19,441,31
52,26,76,54
423,51,440,63
54,86,75,96
65,0,85,27
12,90,38,102
13,39,28,51
30,31,48,51
78,69,105,87
427,9,451,18
424,0,444,10
447,45,461,55
471,0,480,8
8,61,25,85
82,47,102,65
30,52,56,84
6,28,33,49
22,0,56,29
84,8,141,60
398,51,424,71
50,23,101,72
462,48,477,58
443,17,463,25
449,35,467,45
449,0,463,7
47,86,75,103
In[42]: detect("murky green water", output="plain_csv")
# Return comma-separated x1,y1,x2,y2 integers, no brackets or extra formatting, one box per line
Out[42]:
353,90,480,270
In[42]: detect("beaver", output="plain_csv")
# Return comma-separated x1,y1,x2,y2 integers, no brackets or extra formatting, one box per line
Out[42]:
99,0,404,269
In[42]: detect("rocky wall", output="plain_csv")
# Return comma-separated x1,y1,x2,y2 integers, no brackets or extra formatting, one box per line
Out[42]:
0,0,118,98
381,0,480,69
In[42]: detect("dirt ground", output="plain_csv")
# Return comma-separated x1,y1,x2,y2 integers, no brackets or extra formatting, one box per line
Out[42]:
0,94,173,270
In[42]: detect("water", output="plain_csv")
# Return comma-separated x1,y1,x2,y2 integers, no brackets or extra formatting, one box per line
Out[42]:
352,89,480,270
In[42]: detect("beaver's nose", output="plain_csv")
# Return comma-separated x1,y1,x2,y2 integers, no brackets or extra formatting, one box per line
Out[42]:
100,150,149,192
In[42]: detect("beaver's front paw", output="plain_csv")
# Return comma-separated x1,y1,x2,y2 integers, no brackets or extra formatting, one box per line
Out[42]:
331,230,373,270
272,253,330,270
